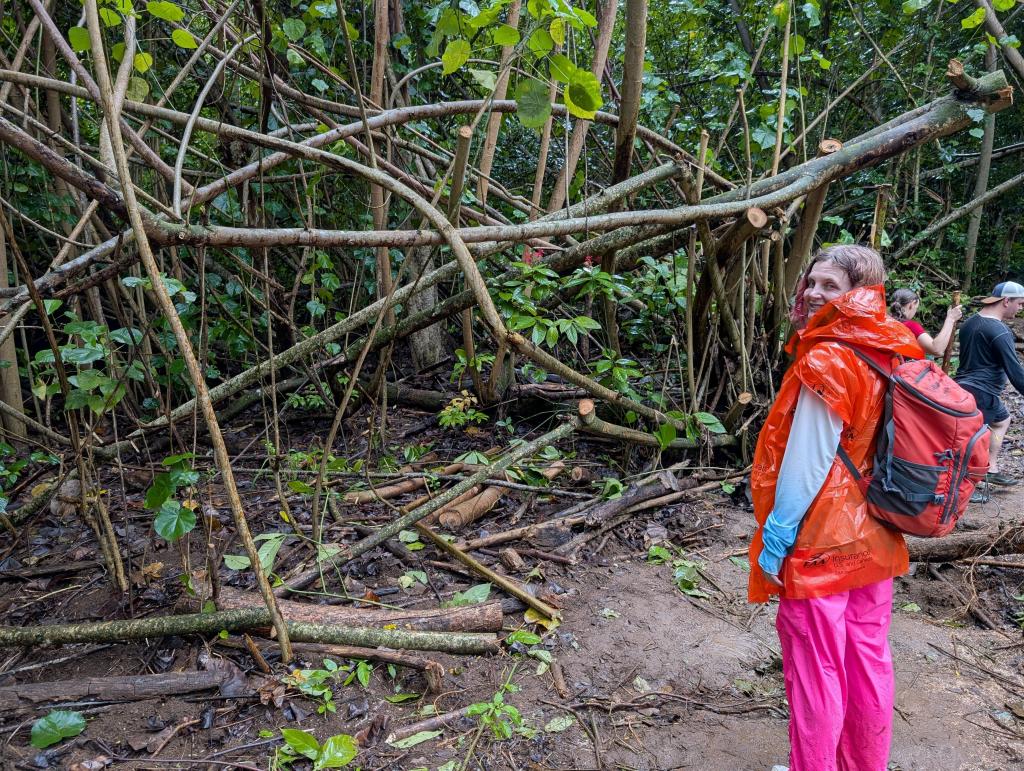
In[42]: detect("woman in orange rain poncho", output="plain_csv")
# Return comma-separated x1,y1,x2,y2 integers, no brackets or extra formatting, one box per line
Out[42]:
748,245,924,771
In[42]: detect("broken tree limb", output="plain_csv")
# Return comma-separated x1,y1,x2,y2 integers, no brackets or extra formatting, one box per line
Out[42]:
784,139,843,293
891,168,1024,262
439,460,566,530
215,587,502,632
282,419,580,593
0,670,230,714
415,523,561,622
577,400,736,449
0,609,499,654
908,527,1024,563
342,461,460,505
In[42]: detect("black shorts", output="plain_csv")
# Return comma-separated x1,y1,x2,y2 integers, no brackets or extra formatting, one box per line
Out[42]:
962,385,1010,425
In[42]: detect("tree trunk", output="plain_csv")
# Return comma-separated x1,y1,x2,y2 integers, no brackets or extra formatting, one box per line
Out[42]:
0,671,228,713
975,0,1024,82
962,46,997,294
0,222,25,439
546,0,620,213
908,527,1024,563
476,0,522,207
601,0,647,355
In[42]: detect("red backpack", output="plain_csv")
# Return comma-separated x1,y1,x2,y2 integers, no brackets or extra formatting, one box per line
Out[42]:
835,344,990,538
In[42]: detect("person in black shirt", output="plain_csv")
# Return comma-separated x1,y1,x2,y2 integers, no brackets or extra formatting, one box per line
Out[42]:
955,281,1024,487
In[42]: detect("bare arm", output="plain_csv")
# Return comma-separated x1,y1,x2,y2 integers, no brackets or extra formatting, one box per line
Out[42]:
919,304,963,356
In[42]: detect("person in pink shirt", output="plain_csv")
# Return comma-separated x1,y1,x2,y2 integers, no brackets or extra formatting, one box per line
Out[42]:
889,288,962,356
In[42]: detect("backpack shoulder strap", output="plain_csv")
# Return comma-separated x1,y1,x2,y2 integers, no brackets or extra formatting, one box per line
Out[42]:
833,341,896,379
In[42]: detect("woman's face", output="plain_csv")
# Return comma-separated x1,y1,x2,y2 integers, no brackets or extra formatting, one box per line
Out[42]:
905,298,920,319
804,260,853,319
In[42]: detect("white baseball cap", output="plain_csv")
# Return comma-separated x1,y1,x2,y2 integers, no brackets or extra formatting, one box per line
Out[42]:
981,281,1024,304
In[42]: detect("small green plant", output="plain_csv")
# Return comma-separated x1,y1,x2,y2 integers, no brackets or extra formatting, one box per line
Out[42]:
593,349,644,399
451,348,495,384
144,452,201,542
284,387,327,410
402,443,434,462
274,727,357,769
438,393,489,428
282,658,374,715
283,659,342,715
647,544,710,598
466,670,531,741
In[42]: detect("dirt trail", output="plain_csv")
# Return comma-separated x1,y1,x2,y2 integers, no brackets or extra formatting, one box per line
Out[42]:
4,420,1024,770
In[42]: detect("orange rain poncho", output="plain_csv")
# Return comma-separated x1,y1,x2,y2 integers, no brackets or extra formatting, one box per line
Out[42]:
748,285,925,603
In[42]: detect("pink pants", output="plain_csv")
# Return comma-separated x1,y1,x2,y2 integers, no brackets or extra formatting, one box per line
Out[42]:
776,578,895,771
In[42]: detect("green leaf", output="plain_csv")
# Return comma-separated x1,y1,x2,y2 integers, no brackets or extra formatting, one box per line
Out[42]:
445,583,491,606
442,39,471,74
515,77,552,129
549,53,575,83
316,733,358,768
549,17,565,46
144,472,173,510
506,629,542,645
652,422,676,450
223,554,251,570
282,18,306,42
469,68,497,91
147,1,185,21
281,728,320,761
31,710,87,749
99,7,122,26
695,412,726,434
384,692,421,703
154,499,196,541
68,27,91,53
387,729,442,748
528,27,554,56
789,33,805,55
564,70,602,119
133,52,154,73
961,7,986,28
162,452,194,466
901,0,930,13
171,28,198,49
544,714,575,733
801,1,821,26
398,529,420,543
255,534,285,575
491,24,520,46
993,0,1014,10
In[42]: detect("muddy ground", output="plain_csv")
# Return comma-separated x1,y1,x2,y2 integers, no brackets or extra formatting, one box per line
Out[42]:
2,400,1024,771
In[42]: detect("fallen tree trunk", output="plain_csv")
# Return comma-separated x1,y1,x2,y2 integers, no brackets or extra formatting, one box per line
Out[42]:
0,671,227,713
0,609,499,654
281,418,580,593
216,587,502,632
908,527,1024,563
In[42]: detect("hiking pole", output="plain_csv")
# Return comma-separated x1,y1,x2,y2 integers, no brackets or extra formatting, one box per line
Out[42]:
941,290,961,373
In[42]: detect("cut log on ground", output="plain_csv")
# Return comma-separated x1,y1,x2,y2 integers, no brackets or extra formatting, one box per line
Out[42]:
908,527,1024,563
216,587,502,632
577,400,736,449
0,609,499,654
439,460,565,530
0,670,228,713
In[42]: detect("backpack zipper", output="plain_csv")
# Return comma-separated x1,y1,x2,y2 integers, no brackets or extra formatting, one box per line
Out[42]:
943,423,991,524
